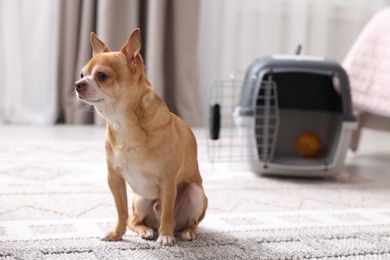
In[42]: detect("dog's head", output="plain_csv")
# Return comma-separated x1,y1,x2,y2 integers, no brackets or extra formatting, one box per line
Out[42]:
75,28,145,109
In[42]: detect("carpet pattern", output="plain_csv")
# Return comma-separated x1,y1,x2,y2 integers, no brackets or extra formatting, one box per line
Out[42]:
1,137,390,259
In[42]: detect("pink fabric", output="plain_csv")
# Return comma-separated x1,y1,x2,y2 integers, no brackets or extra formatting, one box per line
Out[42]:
343,7,390,117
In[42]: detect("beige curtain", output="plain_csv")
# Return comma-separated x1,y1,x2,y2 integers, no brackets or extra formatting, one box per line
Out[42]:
58,0,202,126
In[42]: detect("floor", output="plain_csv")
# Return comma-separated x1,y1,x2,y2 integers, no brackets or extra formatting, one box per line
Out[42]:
1,125,390,258
1,124,390,183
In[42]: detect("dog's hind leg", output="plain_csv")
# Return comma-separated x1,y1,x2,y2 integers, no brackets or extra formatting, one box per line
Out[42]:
128,195,159,240
174,182,208,241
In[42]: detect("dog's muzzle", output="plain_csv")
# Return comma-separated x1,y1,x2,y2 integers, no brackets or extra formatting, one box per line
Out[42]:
75,78,89,95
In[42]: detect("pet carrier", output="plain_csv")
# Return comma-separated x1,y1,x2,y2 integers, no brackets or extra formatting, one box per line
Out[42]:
208,55,357,177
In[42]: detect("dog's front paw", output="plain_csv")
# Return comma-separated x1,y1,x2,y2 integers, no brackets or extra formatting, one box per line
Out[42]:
157,235,176,246
102,230,123,241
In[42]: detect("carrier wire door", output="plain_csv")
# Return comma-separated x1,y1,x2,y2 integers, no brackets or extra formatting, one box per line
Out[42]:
208,73,279,167
255,75,279,165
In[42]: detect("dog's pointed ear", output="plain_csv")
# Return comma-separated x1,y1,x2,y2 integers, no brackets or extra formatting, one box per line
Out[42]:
120,28,142,62
90,32,110,57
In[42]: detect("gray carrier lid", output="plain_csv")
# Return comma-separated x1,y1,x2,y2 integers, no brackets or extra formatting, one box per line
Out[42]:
238,55,356,122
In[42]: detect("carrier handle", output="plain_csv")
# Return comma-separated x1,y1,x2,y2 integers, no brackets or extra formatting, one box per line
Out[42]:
295,44,302,55
209,104,221,140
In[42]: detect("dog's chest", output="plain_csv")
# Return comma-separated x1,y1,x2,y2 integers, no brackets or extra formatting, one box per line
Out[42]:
110,147,160,199
123,165,159,199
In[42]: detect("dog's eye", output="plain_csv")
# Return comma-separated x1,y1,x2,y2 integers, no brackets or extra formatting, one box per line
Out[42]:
97,72,107,81
80,72,84,78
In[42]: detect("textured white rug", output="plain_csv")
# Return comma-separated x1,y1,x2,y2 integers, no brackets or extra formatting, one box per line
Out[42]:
1,132,390,259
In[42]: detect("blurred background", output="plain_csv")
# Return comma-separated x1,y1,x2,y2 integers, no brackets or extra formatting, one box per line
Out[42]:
0,0,389,127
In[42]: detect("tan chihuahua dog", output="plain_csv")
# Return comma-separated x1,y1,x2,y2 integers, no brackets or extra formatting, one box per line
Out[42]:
75,28,207,246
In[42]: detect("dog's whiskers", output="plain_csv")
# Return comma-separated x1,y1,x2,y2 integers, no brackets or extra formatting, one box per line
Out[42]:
86,105,95,112
68,90,78,98
70,90,95,112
